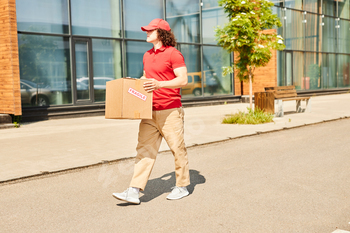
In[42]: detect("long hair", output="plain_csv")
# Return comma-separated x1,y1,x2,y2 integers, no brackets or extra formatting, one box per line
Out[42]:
157,29,176,47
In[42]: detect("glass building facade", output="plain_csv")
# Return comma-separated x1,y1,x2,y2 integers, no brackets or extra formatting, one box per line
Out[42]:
16,0,233,107
16,0,350,108
273,0,350,90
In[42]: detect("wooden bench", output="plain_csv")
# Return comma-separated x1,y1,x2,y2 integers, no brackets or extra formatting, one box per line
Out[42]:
255,86,311,117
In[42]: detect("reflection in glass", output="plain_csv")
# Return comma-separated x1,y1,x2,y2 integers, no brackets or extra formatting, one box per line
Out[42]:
202,3,228,44
166,0,200,43
304,0,319,13
277,51,284,86
71,0,121,37
92,39,122,102
338,20,350,54
286,52,293,86
271,0,283,7
305,13,320,51
124,0,163,39
180,44,201,97
75,41,90,100
337,55,350,88
18,34,71,106
293,52,304,90
285,9,304,50
125,41,153,78
305,52,321,90
203,46,232,96
16,0,69,34
285,0,303,10
339,0,350,19
321,16,336,53
321,54,337,88
322,0,336,17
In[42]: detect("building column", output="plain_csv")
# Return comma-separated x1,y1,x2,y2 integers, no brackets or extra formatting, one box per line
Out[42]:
0,0,21,116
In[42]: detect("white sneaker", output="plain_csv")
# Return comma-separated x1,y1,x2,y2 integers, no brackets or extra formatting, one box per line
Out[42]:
166,186,189,200
112,188,140,204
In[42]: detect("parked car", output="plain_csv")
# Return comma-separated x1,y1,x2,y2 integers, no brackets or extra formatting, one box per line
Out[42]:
20,80,52,106
76,77,114,90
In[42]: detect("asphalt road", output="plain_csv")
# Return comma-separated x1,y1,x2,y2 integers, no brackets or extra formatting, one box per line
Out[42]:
1,119,350,233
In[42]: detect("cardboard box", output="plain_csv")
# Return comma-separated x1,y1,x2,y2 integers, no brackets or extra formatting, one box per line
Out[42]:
105,78,152,119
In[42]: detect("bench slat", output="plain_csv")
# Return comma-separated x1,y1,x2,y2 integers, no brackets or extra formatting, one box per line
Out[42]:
280,97,310,101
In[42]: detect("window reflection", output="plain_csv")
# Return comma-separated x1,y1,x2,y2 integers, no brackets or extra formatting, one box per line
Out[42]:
71,0,121,37
92,39,122,102
125,41,152,78
180,44,201,97
166,0,200,43
202,3,228,44
321,16,336,53
203,46,232,96
16,0,69,34
305,13,320,52
338,55,350,88
124,0,163,39
18,34,72,106
285,9,304,50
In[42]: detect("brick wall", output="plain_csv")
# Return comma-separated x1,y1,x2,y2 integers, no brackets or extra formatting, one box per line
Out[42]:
234,29,278,96
0,0,21,115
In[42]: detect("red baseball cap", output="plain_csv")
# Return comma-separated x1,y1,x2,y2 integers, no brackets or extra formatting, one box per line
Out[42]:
141,18,171,32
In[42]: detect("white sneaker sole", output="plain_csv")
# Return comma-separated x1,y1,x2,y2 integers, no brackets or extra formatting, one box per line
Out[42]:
112,193,140,205
166,192,189,200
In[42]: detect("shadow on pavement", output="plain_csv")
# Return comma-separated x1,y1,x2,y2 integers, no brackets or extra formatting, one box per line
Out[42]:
117,170,205,206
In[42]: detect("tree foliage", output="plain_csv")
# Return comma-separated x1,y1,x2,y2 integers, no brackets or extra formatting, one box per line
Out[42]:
215,0,285,81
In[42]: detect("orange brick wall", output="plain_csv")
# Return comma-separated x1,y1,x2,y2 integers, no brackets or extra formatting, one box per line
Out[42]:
234,29,277,96
0,0,21,115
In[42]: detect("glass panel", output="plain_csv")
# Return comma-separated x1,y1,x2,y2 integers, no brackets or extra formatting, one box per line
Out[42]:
286,53,293,86
339,0,350,19
180,44,201,97
305,52,321,90
202,2,228,44
285,0,303,10
277,51,285,86
16,0,69,34
338,19,350,54
305,13,320,51
285,9,304,50
92,39,122,102
166,0,200,43
71,0,121,37
18,34,71,106
322,0,336,17
321,16,337,53
304,0,319,13
293,52,304,90
75,41,90,100
272,0,284,7
124,0,163,39
203,46,232,96
125,41,153,78
337,54,350,88
321,54,337,88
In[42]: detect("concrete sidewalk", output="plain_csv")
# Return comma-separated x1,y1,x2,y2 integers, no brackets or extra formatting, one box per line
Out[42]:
1,93,350,183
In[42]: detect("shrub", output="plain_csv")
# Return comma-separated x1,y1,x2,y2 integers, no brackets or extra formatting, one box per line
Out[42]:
222,107,274,125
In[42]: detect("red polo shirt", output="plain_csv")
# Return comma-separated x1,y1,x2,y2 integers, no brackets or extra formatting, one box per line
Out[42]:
143,46,186,110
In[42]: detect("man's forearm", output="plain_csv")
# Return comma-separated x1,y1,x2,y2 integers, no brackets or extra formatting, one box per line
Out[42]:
159,76,187,89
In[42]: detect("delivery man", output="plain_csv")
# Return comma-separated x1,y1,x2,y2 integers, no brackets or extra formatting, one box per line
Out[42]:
113,18,190,204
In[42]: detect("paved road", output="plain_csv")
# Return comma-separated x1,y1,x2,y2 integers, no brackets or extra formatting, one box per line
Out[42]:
1,119,350,233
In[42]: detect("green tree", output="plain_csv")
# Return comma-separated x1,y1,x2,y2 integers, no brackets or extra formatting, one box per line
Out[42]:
215,0,285,108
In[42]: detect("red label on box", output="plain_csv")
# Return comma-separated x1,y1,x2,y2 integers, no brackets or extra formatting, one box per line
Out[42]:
128,88,147,101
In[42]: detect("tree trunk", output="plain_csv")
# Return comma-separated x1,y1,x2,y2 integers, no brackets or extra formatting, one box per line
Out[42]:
249,74,253,109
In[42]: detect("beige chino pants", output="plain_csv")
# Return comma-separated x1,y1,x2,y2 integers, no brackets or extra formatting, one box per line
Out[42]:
129,107,190,191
